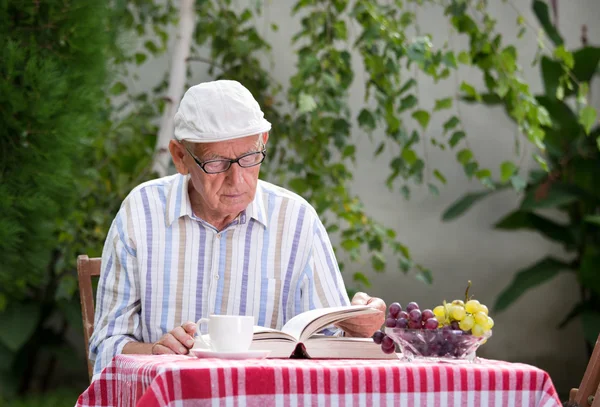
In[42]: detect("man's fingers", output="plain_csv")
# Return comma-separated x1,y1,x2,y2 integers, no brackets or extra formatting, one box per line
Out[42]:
366,297,386,312
171,325,196,349
181,322,198,337
159,332,190,354
351,292,371,305
152,342,176,355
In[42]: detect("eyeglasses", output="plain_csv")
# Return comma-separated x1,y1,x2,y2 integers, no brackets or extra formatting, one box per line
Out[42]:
183,144,266,174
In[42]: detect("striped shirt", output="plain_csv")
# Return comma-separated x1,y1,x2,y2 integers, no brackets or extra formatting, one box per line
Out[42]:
89,173,350,378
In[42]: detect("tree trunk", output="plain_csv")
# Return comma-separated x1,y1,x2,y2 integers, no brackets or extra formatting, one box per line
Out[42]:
151,0,196,177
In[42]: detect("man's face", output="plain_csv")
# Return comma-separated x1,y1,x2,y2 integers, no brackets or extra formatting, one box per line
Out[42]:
173,133,267,221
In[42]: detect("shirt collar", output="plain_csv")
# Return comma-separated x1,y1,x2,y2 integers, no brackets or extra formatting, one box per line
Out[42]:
166,174,268,229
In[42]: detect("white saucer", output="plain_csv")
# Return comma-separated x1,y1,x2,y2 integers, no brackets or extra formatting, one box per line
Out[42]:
189,348,271,360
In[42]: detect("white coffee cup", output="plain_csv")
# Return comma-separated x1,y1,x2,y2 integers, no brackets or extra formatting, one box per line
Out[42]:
194,315,254,352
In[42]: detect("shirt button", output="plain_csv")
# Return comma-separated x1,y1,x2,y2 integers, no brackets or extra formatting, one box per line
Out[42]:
216,234,221,239
214,275,219,280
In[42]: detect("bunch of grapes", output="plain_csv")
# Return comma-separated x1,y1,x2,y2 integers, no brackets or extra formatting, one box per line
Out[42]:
433,299,494,337
372,301,438,354
372,282,494,357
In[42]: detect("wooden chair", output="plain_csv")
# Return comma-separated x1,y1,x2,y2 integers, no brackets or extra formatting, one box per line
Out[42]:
76,254,102,381
569,334,600,406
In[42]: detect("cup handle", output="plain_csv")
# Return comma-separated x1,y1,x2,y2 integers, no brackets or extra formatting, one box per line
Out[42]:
194,318,210,349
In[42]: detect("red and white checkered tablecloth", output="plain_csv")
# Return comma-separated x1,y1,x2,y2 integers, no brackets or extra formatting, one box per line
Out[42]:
76,354,561,407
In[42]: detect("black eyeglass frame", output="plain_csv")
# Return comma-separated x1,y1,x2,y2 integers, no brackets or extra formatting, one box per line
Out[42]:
183,143,267,174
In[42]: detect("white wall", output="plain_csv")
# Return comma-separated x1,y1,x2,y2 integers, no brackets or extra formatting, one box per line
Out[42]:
133,0,600,394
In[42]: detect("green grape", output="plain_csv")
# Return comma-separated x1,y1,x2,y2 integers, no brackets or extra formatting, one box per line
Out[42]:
479,304,489,315
451,305,466,321
465,300,480,314
459,315,474,331
472,324,485,337
486,316,494,330
433,305,445,318
451,299,465,307
473,312,487,325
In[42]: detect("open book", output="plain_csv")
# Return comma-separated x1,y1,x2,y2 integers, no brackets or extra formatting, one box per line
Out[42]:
248,305,398,359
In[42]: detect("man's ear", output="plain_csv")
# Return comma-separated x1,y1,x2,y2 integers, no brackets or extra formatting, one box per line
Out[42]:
262,132,269,146
169,140,189,175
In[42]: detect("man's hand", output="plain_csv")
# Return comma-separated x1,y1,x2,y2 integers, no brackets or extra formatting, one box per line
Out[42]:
151,321,197,355
335,292,386,338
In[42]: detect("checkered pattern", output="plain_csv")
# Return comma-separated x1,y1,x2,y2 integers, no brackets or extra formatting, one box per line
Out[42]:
76,355,561,406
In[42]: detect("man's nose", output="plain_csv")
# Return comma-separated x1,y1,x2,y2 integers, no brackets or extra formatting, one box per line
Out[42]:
226,162,245,184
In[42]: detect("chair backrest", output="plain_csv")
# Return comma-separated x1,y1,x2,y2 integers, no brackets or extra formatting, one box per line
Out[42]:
76,254,102,381
570,334,600,406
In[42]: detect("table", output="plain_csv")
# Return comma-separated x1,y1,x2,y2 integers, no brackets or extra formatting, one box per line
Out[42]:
76,354,562,406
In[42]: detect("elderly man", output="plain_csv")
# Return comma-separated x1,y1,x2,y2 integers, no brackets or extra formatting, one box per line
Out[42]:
89,80,385,378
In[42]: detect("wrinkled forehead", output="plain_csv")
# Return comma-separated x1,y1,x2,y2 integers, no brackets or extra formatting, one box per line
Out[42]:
185,133,264,157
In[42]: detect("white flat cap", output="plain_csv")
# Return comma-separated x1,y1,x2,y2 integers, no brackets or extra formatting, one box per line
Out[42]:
174,80,272,143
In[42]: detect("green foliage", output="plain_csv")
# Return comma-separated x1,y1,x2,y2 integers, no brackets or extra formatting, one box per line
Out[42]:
443,2,600,349
0,0,114,398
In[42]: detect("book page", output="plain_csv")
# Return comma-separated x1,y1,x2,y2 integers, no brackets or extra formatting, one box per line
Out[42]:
280,305,380,342
252,325,296,342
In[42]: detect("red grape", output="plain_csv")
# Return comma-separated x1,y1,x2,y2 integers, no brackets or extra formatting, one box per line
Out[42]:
421,309,434,321
408,320,421,329
406,302,420,312
382,335,394,350
398,311,409,320
396,318,408,328
385,317,397,327
425,318,438,330
388,302,402,318
372,330,385,344
409,309,421,322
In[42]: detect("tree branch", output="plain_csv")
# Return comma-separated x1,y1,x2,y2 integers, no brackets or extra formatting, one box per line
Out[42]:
151,0,196,177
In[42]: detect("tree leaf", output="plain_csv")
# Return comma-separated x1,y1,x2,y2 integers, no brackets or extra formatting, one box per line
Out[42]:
412,110,430,129
401,149,418,165
434,97,453,111
371,252,386,272
357,109,376,131
134,53,147,65
532,0,564,46
457,51,471,65
415,265,433,284
456,149,473,165
0,304,40,351
581,311,600,346
298,93,317,113
399,78,417,94
580,247,600,296
442,190,495,221
460,81,481,101
520,184,580,210
510,175,527,192
428,183,439,196
288,178,309,194
109,81,127,95
449,131,465,148
494,257,571,312
443,116,460,133
579,106,598,135
585,215,600,225
353,271,371,286
554,45,574,69
494,211,574,245
433,169,447,184
500,161,517,182
442,51,457,68
399,95,418,112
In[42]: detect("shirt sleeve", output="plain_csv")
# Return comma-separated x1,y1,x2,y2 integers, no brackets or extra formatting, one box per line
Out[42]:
89,209,141,379
298,215,351,326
